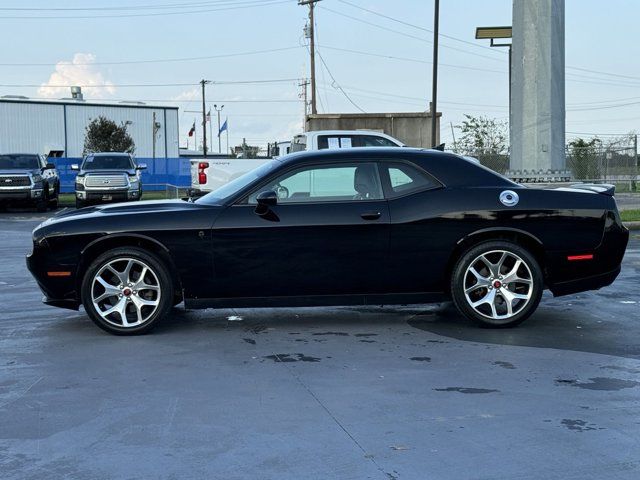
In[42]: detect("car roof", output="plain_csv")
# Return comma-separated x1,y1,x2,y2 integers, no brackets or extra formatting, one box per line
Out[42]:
275,147,516,188
86,152,132,157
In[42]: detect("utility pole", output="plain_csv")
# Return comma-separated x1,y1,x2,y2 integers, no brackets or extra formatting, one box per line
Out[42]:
200,79,211,158
299,78,309,130
299,0,320,115
214,104,224,153
152,111,156,159
430,0,440,148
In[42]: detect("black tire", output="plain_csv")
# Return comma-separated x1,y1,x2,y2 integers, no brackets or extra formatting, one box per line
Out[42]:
75,198,85,209
81,247,174,335
36,188,49,212
49,183,59,209
450,240,543,328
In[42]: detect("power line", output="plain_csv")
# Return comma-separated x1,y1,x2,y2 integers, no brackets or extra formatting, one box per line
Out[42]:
2,78,300,88
314,48,365,113
0,0,293,19
0,0,280,11
336,0,504,55
320,5,506,63
0,46,303,67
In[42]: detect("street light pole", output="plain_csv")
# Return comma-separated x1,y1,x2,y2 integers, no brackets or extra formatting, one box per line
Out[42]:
430,0,440,148
214,104,224,154
200,79,211,158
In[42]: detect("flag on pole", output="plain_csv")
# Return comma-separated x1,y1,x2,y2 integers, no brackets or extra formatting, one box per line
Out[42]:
206,110,211,122
218,118,228,137
188,121,195,137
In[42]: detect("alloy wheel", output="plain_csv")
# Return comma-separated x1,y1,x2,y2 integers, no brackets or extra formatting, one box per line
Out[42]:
463,249,533,322
91,257,161,328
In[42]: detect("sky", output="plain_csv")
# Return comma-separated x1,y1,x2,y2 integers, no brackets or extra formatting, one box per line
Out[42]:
0,0,638,151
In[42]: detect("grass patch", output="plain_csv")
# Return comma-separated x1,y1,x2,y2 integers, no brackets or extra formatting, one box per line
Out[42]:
621,209,640,223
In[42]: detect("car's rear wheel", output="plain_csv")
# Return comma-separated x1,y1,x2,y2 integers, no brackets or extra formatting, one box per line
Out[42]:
81,247,173,335
450,241,543,328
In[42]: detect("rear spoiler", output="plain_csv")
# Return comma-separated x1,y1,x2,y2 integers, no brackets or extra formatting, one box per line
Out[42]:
569,183,615,196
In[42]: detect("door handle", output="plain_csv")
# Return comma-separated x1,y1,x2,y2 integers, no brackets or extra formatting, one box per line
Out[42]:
360,211,382,220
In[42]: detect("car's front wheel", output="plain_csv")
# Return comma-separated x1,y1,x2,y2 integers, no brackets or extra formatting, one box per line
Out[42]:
450,241,543,328
81,247,174,335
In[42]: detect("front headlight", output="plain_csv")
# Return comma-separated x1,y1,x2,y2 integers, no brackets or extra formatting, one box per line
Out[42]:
32,174,42,183
75,176,86,185
129,176,139,185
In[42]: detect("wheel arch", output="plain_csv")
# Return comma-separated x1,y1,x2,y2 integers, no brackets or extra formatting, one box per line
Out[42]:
444,228,547,289
77,234,183,300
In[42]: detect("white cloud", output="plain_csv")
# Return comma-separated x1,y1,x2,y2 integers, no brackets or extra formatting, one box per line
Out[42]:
38,53,115,99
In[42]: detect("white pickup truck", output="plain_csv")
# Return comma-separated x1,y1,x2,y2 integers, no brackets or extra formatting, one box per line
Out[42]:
190,130,404,195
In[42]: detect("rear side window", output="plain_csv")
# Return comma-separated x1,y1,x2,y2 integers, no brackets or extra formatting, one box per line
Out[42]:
317,134,398,149
382,162,440,198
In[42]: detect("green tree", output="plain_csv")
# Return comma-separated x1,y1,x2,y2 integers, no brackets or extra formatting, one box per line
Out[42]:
567,138,601,180
455,114,508,156
83,116,135,155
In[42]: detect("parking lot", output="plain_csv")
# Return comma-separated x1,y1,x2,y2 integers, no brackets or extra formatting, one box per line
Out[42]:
1,211,640,480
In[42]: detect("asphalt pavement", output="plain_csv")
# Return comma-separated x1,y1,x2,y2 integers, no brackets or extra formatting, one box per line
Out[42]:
1,211,640,480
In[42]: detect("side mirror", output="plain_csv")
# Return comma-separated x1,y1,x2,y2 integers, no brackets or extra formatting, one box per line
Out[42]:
136,163,147,170
256,190,278,207
44,163,56,170
71,164,79,171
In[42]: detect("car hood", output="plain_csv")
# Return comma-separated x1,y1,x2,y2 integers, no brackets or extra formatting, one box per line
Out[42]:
78,169,137,177
0,169,38,176
34,199,223,240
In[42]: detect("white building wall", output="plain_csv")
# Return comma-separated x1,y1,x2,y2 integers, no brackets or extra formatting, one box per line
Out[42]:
0,100,179,158
0,102,65,154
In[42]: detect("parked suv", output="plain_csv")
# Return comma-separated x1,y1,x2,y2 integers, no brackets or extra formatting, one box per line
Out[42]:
72,153,146,209
0,154,59,212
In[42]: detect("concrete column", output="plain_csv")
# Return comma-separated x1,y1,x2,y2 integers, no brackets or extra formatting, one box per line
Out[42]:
510,0,565,172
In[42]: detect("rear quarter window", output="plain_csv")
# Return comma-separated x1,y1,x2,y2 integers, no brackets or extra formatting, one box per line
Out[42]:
383,162,441,198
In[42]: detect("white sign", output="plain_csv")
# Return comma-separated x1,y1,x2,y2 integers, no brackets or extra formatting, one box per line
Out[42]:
327,137,340,149
340,137,352,148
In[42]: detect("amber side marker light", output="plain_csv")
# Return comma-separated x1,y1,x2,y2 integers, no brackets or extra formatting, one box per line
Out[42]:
567,254,594,261
47,271,72,277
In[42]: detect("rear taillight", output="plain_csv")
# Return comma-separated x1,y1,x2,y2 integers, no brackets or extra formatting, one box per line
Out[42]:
198,162,209,185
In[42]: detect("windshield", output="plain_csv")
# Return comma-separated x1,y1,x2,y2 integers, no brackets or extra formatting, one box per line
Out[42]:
0,154,40,170
196,160,281,204
83,155,133,170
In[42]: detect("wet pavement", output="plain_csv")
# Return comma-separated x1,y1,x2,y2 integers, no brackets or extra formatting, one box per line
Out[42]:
1,212,640,480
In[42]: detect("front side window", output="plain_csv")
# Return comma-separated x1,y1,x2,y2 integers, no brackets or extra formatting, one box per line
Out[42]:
384,162,440,197
82,155,133,170
248,163,383,204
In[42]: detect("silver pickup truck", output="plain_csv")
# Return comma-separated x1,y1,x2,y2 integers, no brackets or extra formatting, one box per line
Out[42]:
72,153,146,209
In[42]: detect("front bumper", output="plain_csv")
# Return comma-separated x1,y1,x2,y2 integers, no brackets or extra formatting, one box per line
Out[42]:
0,187,43,202
77,188,140,203
26,246,80,310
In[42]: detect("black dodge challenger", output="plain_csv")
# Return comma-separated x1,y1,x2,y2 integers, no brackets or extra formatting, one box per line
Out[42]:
27,148,628,335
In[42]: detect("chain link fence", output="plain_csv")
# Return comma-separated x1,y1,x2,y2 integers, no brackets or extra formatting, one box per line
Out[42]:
449,145,638,191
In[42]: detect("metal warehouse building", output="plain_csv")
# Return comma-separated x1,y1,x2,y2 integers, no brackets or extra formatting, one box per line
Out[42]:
0,94,190,192
0,95,179,158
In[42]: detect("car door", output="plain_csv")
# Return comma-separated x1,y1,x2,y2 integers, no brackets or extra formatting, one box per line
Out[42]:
380,160,447,293
211,161,390,299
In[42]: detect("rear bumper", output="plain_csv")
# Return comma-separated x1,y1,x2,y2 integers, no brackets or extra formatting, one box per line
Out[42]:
550,266,621,297
547,216,629,296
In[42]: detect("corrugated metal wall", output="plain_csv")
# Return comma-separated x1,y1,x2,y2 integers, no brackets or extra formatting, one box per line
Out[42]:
0,100,179,158
0,102,66,153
